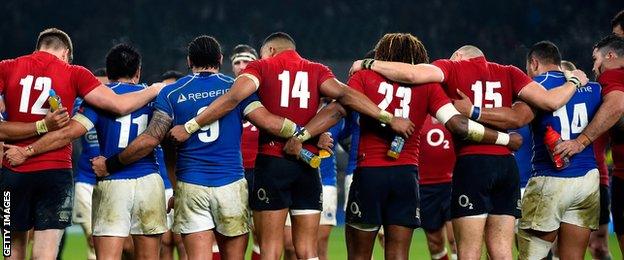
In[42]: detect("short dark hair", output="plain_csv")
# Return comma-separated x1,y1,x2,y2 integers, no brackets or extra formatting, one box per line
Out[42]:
230,44,258,61
160,70,184,81
106,43,141,81
92,67,106,77
188,35,222,69
36,28,73,62
262,32,296,47
594,34,624,57
612,10,624,30
527,41,562,66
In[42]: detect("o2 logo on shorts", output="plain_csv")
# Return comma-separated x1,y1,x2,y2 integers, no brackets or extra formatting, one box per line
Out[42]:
257,188,269,204
350,202,362,217
458,195,474,210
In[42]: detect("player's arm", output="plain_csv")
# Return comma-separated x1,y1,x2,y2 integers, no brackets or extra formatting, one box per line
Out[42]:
518,80,583,111
435,103,522,150
83,83,164,115
3,116,89,166
105,110,173,173
0,108,70,142
555,91,624,157
453,90,535,129
319,78,415,137
168,76,256,143
349,60,444,84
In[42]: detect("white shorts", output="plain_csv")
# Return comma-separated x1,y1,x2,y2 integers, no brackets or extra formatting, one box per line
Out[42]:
286,185,337,226
165,188,174,230
173,179,250,236
73,182,94,227
519,169,600,232
92,173,168,236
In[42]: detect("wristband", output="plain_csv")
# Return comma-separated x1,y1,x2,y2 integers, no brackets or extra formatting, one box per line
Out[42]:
279,118,298,138
567,76,581,89
495,132,510,146
184,118,201,134
293,127,312,142
470,106,481,121
105,154,126,174
465,120,485,142
362,59,375,70
378,110,393,124
577,133,592,147
35,119,48,135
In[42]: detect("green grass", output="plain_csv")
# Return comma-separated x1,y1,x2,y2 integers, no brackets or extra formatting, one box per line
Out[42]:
60,226,623,259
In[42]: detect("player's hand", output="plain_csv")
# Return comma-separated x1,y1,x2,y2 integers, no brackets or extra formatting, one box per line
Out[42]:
349,60,364,76
507,132,523,151
168,125,191,145
3,144,28,166
389,117,415,138
44,107,70,131
317,132,334,153
554,139,585,158
565,69,589,86
284,137,303,158
452,89,474,117
167,196,175,213
149,82,167,93
91,156,110,178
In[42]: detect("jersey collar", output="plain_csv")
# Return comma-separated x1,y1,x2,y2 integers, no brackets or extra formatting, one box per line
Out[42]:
275,49,301,60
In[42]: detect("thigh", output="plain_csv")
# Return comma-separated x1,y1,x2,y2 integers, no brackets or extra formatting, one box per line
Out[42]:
319,185,338,226
345,224,377,260
451,155,493,218
562,170,600,230
33,169,74,230
92,179,135,237
210,178,250,237
557,222,591,259
130,173,167,236
250,155,298,211
519,176,571,232
290,163,322,211
173,181,215,235
383,225,414,260
94,236,126,259
490,156,521,218
0,168,35,231
132,234,163,259
345,167,388,227
385,166,420,229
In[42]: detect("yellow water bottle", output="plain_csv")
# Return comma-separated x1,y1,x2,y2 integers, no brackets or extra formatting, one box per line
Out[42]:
299,149,321,168
48,89,62,111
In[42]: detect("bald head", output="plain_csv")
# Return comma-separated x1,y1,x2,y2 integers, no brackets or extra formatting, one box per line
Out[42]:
260,32,296,58
450,45,484,61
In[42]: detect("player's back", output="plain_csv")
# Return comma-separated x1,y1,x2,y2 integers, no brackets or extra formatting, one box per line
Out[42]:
84,82,158,180
417,115,455,185
432,57,532,156
155,72,249,187
320,119,346,186
1,52,100,172
242,50,335,157
74,98,99,185
154,145,172,189
347,70,450,167
531,71,601,177
513,125,534,188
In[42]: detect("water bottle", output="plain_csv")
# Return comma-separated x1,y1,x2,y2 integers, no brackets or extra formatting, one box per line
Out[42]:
387,136,405,159
544,125,570,170
299,149,321,168
48,89,62,111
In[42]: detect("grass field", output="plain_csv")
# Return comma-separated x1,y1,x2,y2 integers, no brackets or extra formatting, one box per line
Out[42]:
59,226,623,259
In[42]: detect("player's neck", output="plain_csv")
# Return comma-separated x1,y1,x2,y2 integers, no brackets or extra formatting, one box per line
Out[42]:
192,67,218,74
114,77,137,84
537,64,561,75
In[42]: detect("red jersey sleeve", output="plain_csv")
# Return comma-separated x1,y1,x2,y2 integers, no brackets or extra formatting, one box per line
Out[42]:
426,83,452,115
508,65,533,95
71,66,101,97
315,63,335,86
431,59,454,84
0,59,14,93
347,71,365,93
240,59,264,83
598,69,624,96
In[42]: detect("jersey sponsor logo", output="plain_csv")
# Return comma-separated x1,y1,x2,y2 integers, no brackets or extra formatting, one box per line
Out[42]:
257,188,269,204
178,89,230,103
350,202,362,217
458,194,474,209
85,131,98,144
177,94,187,103
576,85,594,93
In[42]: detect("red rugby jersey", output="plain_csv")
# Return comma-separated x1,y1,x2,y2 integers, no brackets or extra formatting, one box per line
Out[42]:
348,70,450,167
432,57,532,156
593,133,610,186
241,121,259,169
241,50,334,157
0,51,100,172
418,115,455,185
598,68,624,180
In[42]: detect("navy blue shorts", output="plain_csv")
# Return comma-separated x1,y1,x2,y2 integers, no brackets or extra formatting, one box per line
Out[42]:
420,182,452,231
346,165,420,229
0,168,73,231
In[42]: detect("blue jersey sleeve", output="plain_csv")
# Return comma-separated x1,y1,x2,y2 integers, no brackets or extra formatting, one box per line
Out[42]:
78,104,99,126
154,89,174,118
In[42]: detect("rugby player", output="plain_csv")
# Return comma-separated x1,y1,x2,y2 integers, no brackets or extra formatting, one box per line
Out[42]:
0,28,164,260
350,44,588,259
167,32,415,260
613,10,624,36
417,115,458,260
345,33,521,260
513,41,602,259
93,35,342,260
554,35,624,254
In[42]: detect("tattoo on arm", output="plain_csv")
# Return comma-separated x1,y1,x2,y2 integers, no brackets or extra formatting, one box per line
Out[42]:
144,110,173,141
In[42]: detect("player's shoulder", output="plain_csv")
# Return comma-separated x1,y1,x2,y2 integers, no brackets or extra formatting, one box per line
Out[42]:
598,68,624,83
160,74,195,95
214,73,234,84
534,71,565,84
